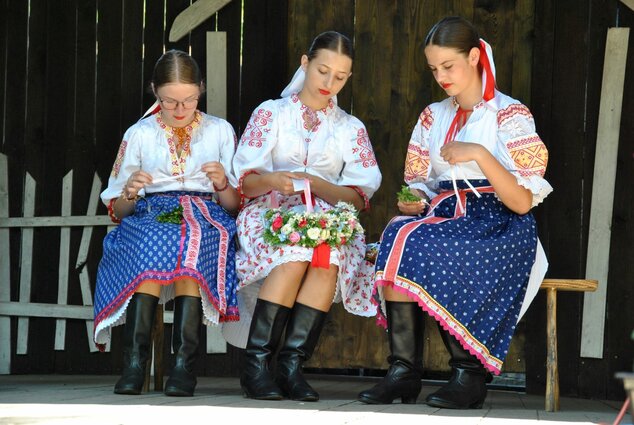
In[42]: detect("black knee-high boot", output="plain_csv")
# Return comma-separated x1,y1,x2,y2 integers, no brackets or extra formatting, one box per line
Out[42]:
425,322,487,409
114,293,159,394
241,299,291,400
358,301,424,404
275,303,328,401
165,296,202,397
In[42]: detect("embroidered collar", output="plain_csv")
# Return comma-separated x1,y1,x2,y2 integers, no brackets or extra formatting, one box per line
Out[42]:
451,97,485,111
155,111,202,176
290,93,335,115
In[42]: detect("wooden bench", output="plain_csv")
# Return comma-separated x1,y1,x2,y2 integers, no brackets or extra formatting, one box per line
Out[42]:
541,278,598,412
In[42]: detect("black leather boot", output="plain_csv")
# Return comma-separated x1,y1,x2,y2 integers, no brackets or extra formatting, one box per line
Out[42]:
425,322,487,409
358,301,424,404
275,303,328,401
114,293,159,394
241,299,291,400
165,296,202,397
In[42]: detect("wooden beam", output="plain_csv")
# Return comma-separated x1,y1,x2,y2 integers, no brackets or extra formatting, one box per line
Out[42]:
581,28,630,358
0,302,94,320
76,174,102,353
168,0,232,42
621,0,634,12
55,171,73,350
0,154,10,374
0,302,174,323
206,32,227,120
16,173,36,354
0,215,113,227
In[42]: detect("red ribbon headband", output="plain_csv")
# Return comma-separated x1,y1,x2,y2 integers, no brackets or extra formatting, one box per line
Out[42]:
479,39,496,102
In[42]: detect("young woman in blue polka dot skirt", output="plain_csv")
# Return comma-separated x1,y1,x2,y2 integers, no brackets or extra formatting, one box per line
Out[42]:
358,17,552,409
93,50,240,397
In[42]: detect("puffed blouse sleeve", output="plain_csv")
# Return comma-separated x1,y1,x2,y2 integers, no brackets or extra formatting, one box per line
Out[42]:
403,106,436,199
100,124,144,205
496,103,553,207
232,99,279,191
216,119,239,188
338,116,382,210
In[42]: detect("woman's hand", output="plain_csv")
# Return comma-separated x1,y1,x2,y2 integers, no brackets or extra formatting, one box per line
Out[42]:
265,171,303,195
201,161,228,189
398,200,427,215
440,141,484,165
124,170,153,198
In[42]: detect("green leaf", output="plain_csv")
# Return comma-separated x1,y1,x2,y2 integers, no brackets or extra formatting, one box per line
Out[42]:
397,185,421,202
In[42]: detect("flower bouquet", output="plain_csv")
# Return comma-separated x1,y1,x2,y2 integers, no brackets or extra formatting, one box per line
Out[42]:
263,201,363,249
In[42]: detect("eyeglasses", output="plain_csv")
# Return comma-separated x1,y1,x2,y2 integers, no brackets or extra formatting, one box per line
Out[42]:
158,96,199,110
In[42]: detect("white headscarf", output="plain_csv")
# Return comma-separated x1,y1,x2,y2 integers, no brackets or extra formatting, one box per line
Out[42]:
280,65,338,105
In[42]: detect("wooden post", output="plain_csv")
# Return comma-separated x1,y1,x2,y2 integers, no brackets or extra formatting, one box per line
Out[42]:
545,287,559,412
582,27,630,358
75,174,102,352
0,153,10,374
16,174,36,354
54,171,73,350
205,30,228,354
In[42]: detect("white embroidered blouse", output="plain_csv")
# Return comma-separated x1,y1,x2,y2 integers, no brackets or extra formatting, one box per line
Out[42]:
232,93,382,205
100,111,238,204
405,91,553,207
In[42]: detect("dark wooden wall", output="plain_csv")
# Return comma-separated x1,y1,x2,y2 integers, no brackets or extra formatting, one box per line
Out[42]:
1,0,632,400
523,0,634,401
0,0,288,378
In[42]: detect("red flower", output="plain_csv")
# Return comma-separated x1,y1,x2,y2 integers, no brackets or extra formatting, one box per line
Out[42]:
319,218,327,228
272,215,283,231
298,218,308,228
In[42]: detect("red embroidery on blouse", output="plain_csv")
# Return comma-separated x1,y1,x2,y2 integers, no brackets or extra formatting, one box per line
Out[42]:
111,140,128,177
351,128,377,168
506,135,548,177
497,104,533,127
419,106,433,130
241,109,273,148
404,144,430,183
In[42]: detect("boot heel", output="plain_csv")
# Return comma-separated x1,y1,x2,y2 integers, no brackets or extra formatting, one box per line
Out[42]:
469,400,484,409
401,394,418,404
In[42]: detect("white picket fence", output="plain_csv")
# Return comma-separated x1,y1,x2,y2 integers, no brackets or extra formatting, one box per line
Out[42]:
0,152,226,375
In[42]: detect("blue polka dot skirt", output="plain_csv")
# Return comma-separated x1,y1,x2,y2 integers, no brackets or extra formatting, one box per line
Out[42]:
373,180,537,374
93,192,239,347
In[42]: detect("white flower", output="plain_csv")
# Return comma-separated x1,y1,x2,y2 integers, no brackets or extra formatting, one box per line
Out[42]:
307,228,321,240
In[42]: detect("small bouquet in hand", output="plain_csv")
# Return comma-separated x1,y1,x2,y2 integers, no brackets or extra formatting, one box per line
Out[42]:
397,185,422,202
263,201,363,248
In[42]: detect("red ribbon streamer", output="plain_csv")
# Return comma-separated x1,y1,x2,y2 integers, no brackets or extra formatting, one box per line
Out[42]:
311,243,331,269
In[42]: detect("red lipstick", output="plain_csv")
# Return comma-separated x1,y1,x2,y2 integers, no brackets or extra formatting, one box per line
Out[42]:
441,83,452,89
319,89,331,96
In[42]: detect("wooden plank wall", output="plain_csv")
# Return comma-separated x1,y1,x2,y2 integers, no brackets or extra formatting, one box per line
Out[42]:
0,0,288,378
290,0,536,376
524,0,633,401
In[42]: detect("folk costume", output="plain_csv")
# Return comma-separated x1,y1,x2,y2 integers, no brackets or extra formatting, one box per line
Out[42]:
94,109,239,395
361,39,552,408
223,67,382,400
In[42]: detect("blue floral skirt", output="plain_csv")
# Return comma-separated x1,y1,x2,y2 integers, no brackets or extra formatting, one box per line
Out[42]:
373,180,537,374
93,191,238,347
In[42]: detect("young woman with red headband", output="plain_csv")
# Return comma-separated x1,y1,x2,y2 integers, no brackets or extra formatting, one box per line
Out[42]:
358,16,552,409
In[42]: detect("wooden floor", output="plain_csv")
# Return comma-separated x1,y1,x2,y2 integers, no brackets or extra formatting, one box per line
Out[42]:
0,374,628,425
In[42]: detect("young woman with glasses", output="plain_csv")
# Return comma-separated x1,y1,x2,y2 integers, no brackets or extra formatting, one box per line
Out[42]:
93,49,240,397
